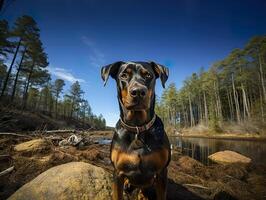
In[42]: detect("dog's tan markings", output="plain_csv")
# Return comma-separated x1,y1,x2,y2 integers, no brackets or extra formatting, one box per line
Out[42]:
111,148,140,169
126,111,134,121
117,151,140,167
140,68,148,76
111,148,119,164
112,175,123,200
139,110,148,122
146,89,153,106
137,190,149,200
121,88,128,104
124,178,130,187
126,110,147,124
142,148,169,170
126,68,132,74
154,66,161,77
148,89,153,98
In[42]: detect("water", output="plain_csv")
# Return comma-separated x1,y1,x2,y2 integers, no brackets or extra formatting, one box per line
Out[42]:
170,136,266,165
97,138,112,145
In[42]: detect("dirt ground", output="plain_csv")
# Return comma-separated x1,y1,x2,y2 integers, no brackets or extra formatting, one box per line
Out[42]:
0,131,266,200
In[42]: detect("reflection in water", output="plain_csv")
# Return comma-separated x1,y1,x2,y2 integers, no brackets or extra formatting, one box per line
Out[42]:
170,137,266,165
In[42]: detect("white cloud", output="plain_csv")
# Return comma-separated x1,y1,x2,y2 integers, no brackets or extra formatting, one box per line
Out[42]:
81,36,105,67
48,67,85,83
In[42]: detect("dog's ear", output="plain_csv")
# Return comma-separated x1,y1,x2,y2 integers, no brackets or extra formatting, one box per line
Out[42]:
150,61,169,88
101,61,124,86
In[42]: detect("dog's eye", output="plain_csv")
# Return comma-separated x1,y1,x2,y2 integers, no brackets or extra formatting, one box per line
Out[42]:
120,73,128,79
145,73,151,79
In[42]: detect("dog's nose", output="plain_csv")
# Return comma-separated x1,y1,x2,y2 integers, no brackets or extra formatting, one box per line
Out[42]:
130,87,147,98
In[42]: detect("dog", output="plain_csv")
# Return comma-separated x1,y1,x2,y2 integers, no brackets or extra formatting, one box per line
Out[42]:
101,61,171,200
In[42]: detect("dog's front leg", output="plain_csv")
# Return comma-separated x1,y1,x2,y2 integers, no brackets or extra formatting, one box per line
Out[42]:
112,172,124,200
154,169,168,200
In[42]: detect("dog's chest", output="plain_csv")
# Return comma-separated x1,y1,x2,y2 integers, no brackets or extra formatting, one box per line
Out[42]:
111,127,169,180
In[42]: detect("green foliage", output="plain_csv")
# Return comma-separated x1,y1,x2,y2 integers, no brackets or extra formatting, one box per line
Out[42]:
54,79,65,97
156,35,266,130
0,15,106,130
0,19,12,58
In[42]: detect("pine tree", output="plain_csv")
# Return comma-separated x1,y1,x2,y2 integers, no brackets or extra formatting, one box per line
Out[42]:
53,79,65,118
1,15,40,98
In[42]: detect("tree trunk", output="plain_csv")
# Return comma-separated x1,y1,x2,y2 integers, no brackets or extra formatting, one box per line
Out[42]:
241,84,250,120
55,94,59,118
203,91,208,125
23,63,34,109
200,98,203,124
213,82,219,119
49,97,53,116
70,96,76,118
189,94,195,127
37,90,43,111
11,46,27,101
258,53,266,102
232,74,241,123
260,89,264,122
246,87,252,115
227,89,233,121
1,39,21,98
215,81,223,121
181,103,188,127
63,103,66,119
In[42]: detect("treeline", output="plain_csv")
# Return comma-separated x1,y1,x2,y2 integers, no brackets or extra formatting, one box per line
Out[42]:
0,15,106,129
156,36,266,131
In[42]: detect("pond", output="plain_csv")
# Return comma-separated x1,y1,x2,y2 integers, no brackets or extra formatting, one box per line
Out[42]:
169,136,266,165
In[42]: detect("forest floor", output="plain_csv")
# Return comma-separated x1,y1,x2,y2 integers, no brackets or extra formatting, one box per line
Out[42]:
0,105,93,132
1,130,266,200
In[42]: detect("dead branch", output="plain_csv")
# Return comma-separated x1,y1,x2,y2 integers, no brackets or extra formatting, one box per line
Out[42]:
0,166,14,177
183,184,209,190
0,154,11,159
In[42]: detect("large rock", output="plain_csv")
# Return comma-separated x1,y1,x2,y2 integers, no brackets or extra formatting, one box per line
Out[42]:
8,162,112,200
208,150,251,164
14,139,49,152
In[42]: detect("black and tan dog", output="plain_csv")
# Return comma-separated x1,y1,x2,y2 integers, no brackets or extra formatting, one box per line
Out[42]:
101,61,171,200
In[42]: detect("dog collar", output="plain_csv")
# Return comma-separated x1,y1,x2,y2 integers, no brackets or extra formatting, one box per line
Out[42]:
119,114,156,134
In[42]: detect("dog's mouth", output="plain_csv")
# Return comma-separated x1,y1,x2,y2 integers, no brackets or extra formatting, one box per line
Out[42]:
125,99,148,110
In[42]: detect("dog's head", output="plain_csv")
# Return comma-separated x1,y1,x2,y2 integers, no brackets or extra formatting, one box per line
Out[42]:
101,61,168,111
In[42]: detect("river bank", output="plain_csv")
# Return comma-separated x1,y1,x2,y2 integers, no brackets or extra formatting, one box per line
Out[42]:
167,122,266,141
1,130,266,200
172,133,266,141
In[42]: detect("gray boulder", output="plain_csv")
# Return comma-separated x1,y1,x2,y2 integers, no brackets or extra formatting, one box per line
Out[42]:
8,162,112,200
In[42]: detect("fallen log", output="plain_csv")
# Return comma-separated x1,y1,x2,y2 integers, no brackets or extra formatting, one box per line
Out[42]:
0,166,14,177
0,132,32,138
45,135,63,140
45,130,75,134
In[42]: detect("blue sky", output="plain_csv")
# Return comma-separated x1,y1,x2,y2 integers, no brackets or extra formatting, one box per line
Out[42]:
2,0,266,126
